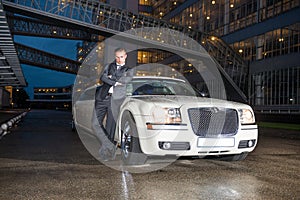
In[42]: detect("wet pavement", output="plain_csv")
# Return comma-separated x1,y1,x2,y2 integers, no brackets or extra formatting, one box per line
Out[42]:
0,109,299,200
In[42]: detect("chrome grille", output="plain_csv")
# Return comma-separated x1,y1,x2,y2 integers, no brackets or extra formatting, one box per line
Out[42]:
188,108,238,137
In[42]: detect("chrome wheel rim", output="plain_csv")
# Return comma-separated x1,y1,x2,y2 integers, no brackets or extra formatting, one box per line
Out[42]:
122,121,131,159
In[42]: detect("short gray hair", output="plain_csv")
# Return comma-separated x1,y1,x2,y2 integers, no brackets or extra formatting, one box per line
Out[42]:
114,48,127,54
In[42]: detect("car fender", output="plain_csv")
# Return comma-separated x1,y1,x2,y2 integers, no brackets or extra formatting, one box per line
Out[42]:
116,98,154,142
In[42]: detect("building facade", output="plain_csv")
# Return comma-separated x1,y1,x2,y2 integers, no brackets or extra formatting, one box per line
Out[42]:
140,0,300,113
78,0,299,113
29,85,72,109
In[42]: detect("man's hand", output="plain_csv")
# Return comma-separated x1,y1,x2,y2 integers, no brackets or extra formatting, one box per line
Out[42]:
115,82,123,86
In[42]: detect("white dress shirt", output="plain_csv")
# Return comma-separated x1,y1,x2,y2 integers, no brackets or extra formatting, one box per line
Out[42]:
108,64,124,94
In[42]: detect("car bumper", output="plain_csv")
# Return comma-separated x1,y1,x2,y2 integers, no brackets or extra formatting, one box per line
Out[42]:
134,118,258,156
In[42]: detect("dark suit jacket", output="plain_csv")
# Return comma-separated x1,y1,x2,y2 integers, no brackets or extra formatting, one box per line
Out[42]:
96,62,132,100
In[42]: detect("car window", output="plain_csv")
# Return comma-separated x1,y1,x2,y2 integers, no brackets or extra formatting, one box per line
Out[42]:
133,83,174,95
127,79,198,96
168,81,197,96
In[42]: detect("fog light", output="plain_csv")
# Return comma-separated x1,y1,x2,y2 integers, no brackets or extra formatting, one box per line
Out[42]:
238,140,256,148
248,140,255,147
248,140,253,147
163,142,171,150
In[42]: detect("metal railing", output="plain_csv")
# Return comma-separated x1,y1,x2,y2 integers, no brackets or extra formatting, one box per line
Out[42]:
15,42,80,74
254,105,300,114
7,14,92,40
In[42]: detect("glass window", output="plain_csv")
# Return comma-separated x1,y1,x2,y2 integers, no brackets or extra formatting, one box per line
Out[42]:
128,78,199,96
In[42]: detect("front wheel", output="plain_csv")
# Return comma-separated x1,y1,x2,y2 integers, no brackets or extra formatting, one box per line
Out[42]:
121,111,147,165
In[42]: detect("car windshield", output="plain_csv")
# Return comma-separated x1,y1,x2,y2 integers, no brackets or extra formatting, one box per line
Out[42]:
126,78,198,96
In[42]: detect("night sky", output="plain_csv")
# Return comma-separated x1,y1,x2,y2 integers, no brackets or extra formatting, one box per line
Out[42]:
14,36,79,99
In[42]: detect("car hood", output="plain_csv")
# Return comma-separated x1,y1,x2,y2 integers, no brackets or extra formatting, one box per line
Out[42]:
130,95,249,109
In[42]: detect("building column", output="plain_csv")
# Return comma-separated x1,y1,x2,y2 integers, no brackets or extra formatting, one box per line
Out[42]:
255,35,264,60
224,0,230,35
255,74,264,105
199,1,204,32
257,0,266,22
254,35,265,105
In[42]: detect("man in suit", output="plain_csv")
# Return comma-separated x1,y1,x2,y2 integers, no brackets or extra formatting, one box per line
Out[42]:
95,48,131,145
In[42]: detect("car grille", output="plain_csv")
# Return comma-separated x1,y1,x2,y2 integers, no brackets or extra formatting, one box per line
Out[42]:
188,108,238,137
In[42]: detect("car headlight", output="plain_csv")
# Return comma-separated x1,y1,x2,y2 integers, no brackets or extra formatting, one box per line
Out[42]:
152,107,182,124
238,109,255,124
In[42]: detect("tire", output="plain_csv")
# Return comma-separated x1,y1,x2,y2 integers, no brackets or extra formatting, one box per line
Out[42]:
121,111,147,165
215,152,249,161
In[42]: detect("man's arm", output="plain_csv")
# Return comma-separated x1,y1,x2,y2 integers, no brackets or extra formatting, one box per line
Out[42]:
100,64,117,86
118,68,134,84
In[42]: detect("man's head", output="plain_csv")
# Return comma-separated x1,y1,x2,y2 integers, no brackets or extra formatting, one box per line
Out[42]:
115,48,127,65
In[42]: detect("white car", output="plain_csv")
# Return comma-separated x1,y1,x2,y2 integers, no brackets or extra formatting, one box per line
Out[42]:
73,76,258,165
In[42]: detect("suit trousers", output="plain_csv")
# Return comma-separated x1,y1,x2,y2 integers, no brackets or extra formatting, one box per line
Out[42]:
95,95,116,143
91,109,116,161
